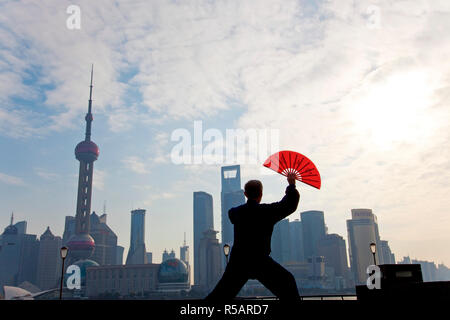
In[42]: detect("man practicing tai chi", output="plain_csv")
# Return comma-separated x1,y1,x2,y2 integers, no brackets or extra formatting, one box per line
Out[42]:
205,172,300,300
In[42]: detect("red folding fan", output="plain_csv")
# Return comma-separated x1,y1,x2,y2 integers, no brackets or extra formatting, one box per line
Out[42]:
263,150,321,189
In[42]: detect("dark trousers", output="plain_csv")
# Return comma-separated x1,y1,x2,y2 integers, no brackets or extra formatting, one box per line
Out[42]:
205,255,300,301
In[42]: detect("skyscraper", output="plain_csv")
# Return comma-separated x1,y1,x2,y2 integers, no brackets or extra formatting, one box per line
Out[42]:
289,219,305,262
62,216,76,246
220,165,245,249
180,232,189,265
0,215,40,288
301,210,326,259
90,212,118,265
36,227,62,290
193,191,214,285
67,66,99,265
198,229,222,293
271,219,291,264
116,246,124,265
346,209,382,284
126,209,148,264
380,240,395,264
146,252,153,264
317,234,350,280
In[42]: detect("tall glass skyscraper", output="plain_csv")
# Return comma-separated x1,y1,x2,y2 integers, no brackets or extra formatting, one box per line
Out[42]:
346,208,382,284
126,209,148,265
271,218,291,263
289,219,305,262
301,210,326,260
220,165,245,249
193,191,214,285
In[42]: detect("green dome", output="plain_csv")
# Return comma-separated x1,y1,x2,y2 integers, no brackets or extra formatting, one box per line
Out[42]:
65,259,99,287
158,258,189,284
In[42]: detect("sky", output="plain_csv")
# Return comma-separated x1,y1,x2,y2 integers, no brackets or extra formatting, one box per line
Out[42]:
1,0,450,267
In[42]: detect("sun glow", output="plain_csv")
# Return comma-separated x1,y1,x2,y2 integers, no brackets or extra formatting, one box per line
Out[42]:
352,70,435,148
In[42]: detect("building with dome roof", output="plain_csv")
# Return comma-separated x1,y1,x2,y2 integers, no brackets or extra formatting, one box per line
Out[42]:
157,258,191,292
84,258,191,298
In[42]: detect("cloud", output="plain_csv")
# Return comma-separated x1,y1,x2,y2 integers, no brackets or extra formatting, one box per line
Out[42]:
122,156,150,174
93,168,106,191
34,168,60,180
0,172,26,186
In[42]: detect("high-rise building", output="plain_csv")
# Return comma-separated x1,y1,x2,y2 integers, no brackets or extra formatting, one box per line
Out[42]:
66,66,99,266
271,219,291,264
126,209,148,265
0,216,22,287
180,234,190,284
198,229,222,293
220,165,245,249
289,219,305,262
14,220,27,235
380,240,395,264
0,215,40,288
317,234,349,280
301,210,326,260
346,209,382,284
36,227,62,290
193,191,214,285
146,252,153,264
62,216,76,246
90,212,118,265
116,246,124,265
17,233,40,286
180,233,189,265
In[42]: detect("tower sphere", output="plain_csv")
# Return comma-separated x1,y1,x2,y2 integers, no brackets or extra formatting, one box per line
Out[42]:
66,233,95,260
75,140,99,162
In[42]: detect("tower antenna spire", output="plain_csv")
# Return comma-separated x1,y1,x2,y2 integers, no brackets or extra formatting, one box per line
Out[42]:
184,232,186,246
85,64,94,141
10,211,13,226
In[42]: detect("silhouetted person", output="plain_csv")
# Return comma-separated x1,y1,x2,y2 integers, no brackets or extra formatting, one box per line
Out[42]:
205,172,300,301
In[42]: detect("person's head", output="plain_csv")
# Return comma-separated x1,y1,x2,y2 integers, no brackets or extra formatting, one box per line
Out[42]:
244,180,263,203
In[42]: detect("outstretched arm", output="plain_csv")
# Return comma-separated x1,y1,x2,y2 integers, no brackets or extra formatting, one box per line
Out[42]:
266,173,300,223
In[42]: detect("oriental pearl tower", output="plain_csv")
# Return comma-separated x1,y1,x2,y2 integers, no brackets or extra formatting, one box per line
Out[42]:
66,65,99,268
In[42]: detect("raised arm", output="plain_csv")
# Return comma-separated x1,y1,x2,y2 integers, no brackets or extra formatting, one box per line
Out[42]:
265,173,300,223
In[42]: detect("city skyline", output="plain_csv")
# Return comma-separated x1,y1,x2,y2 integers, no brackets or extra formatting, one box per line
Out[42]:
1,0,450,268
3,198,450,295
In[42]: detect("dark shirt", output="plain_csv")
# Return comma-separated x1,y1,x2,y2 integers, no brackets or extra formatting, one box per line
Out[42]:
228,184,300,260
